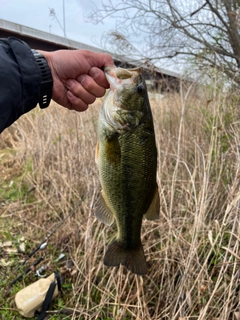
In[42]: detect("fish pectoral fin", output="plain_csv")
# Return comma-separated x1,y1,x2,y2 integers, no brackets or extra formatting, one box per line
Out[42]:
95,142,99,165
94,192,115,226
144,185,160,220
104,241,147,276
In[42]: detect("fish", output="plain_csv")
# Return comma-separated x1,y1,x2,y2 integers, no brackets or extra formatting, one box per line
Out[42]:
94,66,160,276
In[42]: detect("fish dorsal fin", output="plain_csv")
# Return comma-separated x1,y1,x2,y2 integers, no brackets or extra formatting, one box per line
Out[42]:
144,186,160,220
94,192,115,226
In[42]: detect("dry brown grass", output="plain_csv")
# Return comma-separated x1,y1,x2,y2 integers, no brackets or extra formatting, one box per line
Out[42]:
0,81,240,320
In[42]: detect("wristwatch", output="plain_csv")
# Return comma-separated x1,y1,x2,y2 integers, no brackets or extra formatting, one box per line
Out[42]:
31,49,53,108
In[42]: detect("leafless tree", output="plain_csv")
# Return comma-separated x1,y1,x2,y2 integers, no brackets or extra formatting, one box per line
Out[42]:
87,0,240,83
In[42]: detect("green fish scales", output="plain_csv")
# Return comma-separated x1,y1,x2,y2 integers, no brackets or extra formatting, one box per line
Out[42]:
95,67,160,275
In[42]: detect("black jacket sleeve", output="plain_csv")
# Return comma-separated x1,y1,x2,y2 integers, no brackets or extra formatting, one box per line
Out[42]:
0,37,41,133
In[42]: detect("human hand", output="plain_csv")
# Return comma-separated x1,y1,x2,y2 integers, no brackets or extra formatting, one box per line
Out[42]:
38,49,114,111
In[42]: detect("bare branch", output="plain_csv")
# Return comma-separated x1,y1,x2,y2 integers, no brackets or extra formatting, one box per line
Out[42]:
88,0,240,84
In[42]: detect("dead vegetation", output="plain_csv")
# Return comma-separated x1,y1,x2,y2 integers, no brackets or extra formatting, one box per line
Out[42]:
0,81,240,319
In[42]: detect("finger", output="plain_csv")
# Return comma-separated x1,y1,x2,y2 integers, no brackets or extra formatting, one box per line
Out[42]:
66,91,89,112
66,79,96,105
88,67,110,89
84,51,115,70
77,73,107,97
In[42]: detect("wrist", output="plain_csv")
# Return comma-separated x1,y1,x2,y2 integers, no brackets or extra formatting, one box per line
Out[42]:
31,49,53,108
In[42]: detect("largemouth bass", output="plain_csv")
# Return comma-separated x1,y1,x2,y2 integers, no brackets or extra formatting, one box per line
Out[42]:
95,67,160,275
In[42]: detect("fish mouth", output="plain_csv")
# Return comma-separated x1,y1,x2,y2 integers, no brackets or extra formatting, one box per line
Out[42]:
104,67,142,90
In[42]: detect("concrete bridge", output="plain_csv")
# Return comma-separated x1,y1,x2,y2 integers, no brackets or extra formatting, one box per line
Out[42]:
0,19,188,92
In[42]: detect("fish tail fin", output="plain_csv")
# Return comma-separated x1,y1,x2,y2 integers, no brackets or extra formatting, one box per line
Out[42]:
104,241,147,275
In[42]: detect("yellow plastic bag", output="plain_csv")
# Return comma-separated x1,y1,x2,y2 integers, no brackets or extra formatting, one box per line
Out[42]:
15,273,60,318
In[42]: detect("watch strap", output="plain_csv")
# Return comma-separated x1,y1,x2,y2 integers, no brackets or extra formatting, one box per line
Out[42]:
32,49,53,108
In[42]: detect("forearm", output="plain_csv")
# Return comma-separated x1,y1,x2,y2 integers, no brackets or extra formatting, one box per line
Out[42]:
0,37,114,133
0,37,41,133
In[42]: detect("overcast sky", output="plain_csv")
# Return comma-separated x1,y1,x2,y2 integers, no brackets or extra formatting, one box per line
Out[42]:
0,0,114,48
0,0,183,72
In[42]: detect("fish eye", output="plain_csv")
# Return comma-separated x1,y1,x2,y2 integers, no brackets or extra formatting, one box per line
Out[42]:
137,84,145,93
